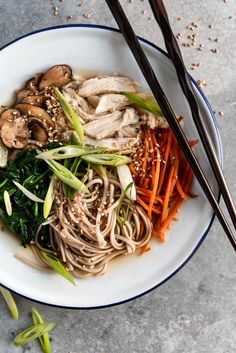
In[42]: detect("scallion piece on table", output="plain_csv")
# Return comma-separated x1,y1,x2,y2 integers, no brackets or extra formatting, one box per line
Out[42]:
116,182,133,227
43,175,56,219
41,252,76,286
14,322,56,347
3,190,12,216
82,154,131,166
32,307,52,353
123,92,163,117
13,181,44,203
54,87,84,145
0,288,19,320
44,160,89,193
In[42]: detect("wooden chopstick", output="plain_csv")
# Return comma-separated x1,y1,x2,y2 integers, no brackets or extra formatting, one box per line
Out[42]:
148,0,236,228
105,0,236,250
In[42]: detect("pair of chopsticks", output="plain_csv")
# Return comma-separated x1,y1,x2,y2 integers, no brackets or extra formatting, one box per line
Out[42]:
105,0,236,250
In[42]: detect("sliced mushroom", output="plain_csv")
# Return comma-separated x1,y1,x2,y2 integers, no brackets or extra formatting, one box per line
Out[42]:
39,65,72,90
0,109,29,149
21,95,45,106
25,73,44,92
16,89,33,103
15,103,54,129
0,109,21,128
29,120,48,143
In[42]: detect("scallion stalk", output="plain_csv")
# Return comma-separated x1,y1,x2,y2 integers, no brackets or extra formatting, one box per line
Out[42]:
0,288,19,320
31,307,51,353
54,87,84,145
123,92,163,117
82,154,131,166
41,252,76,286
13,181,44,203
43,160,89,193
14,322,56,346
43,175,56,219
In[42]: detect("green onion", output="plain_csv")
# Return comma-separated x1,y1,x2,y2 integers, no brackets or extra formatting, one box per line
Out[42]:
82,154,131,166
3,190,12,216
91,164,107,177
13,181,44,203
54,87,84,145
116,182,133,228
41,252,76,286
0,288,19,320
44,160,89,193
123,92,163,117
0,140,8,168
14,322,56,346
43,175,56,219
32,307,51,353
36,145,105,160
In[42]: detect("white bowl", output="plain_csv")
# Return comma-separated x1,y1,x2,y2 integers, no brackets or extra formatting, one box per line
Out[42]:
0,25,222,308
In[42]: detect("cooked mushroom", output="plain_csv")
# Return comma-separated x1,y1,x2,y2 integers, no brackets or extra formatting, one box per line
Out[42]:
15,104,54,129
29,121,48,143
0,109,29,149
25,73,43,92
20,95,45,106
39,65,72,90
16,89,33,103
0,109,21,128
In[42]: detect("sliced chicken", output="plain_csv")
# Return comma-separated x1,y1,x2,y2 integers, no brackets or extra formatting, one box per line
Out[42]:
95,94,131,114
118,126,139,138
84,136,139,151
141,113,169,129
62,83,94,114
121,108,140,127
78,76,138,97
84,111,122,140
87,96,100,108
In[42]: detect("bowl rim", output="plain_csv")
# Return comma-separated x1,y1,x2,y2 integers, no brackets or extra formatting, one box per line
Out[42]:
0,24,223,310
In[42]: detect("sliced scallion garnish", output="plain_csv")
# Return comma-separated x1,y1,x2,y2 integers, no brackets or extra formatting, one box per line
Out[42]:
44,160,89,193
41,252,76,286
82,154,131,166
43,175,56,219
13,181,44,203
54,87,84,145
32,307,51,353
3,190,12,216
123,92,163,117
14,322,56,347
36,145,105,160
0,287,19,320
116,182,133,228
0,140,8,168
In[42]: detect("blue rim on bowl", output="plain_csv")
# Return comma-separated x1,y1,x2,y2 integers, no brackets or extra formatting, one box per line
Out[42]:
0,24,222,309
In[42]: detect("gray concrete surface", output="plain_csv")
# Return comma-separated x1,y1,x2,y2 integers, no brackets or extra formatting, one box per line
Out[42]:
0,0,235,352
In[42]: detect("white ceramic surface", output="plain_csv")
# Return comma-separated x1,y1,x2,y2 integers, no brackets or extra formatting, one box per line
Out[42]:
0,25,222,308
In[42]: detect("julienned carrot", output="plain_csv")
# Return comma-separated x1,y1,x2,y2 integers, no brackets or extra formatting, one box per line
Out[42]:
156,132,173,195
137,195,161,215
148,147,161,220
176,179,187,199
159,169,193,242
161,165,175,223
129,163,137,178
136,187,163,204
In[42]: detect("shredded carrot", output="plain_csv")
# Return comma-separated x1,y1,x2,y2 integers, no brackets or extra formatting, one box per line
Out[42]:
161,165,175,224
148,146,161,220
129,124,194,245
